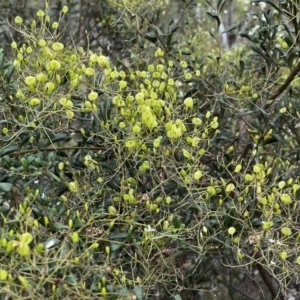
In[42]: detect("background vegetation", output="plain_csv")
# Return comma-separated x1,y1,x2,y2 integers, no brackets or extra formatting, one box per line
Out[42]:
0,0,300,299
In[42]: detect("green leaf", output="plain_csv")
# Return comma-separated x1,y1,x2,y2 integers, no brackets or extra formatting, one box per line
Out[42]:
224,214,234,228
205,0,214,9
47,171,61,182
42,133,73,147
252,0,282,13
206,12,221,29
51,133,73,144
56,207,68,218
166,26,180,48
251,118,262,131
133,287,143,300
110,243,125,251
181,51,191,55
174,295,183,300
221,23,239,34
251,218,262,226
34,157,44,167
53,223,69,231
224,236,232,255
239,32,254,42
23,178,38,189
109,232,128,240
21,157,28,172
95,71,103,92
286,52,298,69
127,227,133,242
119,289,130,296
138,35,144,49
256,106,268,125
217,0,228,14
0,204,10,213
252,46,272,67
263,11,272,26
19,132,31,148
239,60,245,77
261,134,282,145
65,273,78,284
57,151,69,158
0,182,13,192
99,98,112,123
209,31,216,40
144,33,157,43
3,64,14,84
282,23,294,41
183,88,198,99
0,49,4,71
26,171,42,177
0,145,18,157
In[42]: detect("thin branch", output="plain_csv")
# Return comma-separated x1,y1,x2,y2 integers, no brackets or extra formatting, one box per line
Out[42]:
265,60,300,111
233,3,259,47
8,146,106,157
229,284,257,300
241,57,300,160
174,0,194,29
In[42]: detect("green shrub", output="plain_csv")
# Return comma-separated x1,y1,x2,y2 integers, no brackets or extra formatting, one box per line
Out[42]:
0,1,300,299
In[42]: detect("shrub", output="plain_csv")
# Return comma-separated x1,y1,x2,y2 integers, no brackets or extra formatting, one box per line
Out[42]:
0,1,300,299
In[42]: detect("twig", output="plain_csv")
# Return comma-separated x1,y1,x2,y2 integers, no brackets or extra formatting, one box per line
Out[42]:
233,3,259,47
8,146,106,157
265,60,300,111
174,0,194,29
241,57,300,160
229,284,257,300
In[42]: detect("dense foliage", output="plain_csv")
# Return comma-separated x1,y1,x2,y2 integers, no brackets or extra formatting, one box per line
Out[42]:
0,0,300,299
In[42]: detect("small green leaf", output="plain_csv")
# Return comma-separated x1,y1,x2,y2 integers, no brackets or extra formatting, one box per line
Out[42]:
144,33,157,43
0,145,18,157
261,134,281,146
53,222,69,230
252,46,272,67
252,0,282,14
0,204,10,213
0,183,13,192
239,32,254,42
206,12,221,29
65,273,78,284
119,288,130,296
47,171,61,182
109,233,128,240
21,157,28,172
110,243,125,251
217,0,228,13
3,64,14,84
134,287,143,300
221,23,239,34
